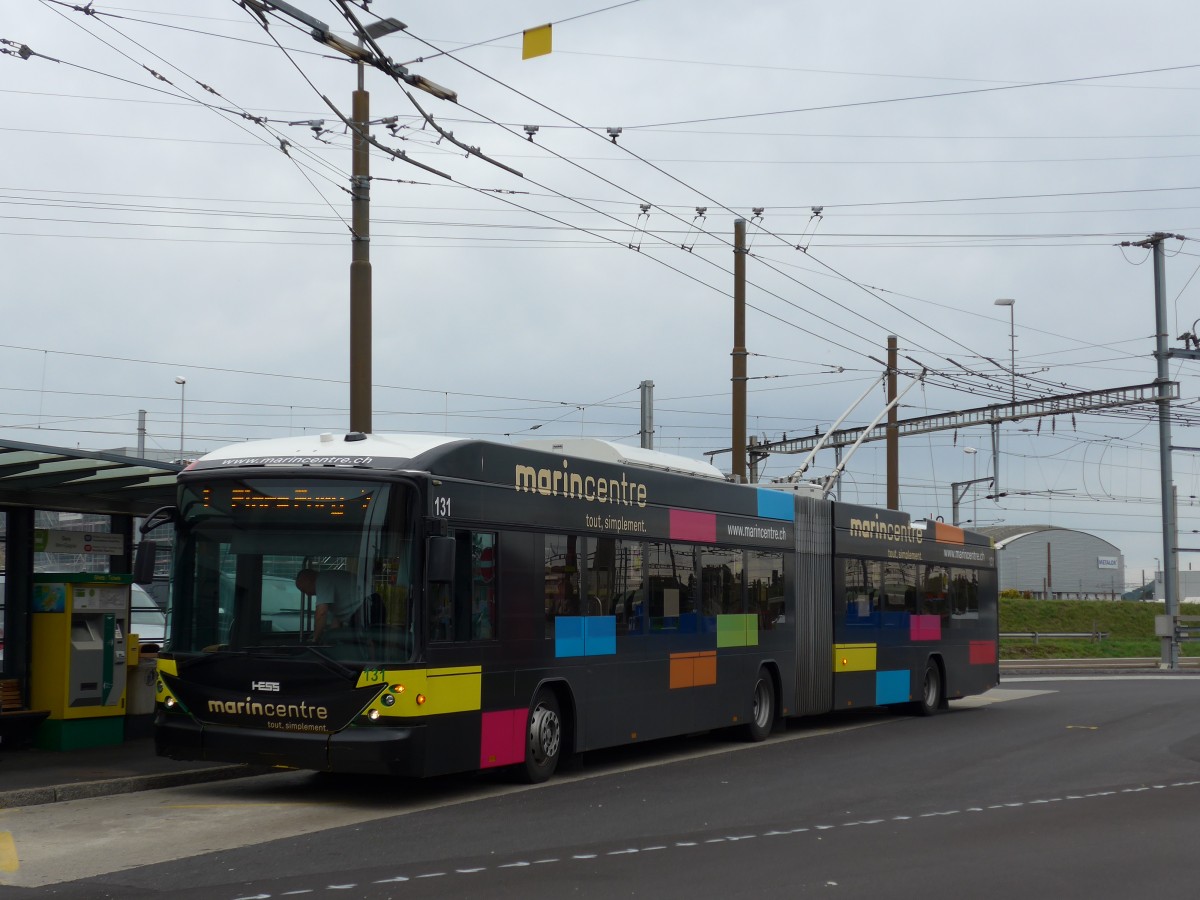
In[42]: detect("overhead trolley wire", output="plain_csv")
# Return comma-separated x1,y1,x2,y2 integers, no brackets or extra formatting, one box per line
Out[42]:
622,61,1200,130
29,1,354,204
233,2,881,366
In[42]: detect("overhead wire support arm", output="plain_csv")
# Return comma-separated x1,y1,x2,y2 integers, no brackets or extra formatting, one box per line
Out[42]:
390,87,524,178
326,0,521,178
249,0,461,104
319,94,451,179
796,381,1177,451
707,381,1180,460
244,0,366,59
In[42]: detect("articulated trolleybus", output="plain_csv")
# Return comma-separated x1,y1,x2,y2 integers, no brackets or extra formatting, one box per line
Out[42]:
141,433,998,783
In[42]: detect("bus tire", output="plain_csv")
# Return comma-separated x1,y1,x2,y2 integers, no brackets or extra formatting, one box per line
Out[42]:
912,659,942,717
522,688,562,783
745,668,775,742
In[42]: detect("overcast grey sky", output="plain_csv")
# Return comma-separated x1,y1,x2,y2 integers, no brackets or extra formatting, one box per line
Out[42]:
4,0,1200,585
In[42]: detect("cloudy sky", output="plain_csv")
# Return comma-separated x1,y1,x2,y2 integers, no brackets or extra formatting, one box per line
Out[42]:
5,0,1200,585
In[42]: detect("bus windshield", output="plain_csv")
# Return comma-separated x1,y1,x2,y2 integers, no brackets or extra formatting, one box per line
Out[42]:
170,477,418,664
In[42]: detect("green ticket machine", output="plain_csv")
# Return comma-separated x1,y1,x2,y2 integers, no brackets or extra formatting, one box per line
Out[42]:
30,574,130,750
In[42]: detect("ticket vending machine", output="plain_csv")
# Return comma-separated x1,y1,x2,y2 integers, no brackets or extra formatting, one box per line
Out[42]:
30,574,130,750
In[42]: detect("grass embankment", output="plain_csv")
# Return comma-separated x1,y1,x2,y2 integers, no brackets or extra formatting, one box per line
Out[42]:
999,597,1200,659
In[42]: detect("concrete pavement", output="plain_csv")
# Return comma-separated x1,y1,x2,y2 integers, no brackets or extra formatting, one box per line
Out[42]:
0,721,267,809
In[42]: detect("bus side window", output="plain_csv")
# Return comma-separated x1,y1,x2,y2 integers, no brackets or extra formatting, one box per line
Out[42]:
429,581,453,642
586,536,617,618
544,534,581,637
701,547,744,616
466,532,496,640
435,530,499,642
748,551,783,629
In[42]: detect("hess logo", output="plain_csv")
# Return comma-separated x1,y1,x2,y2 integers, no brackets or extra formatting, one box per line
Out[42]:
251,681,281,692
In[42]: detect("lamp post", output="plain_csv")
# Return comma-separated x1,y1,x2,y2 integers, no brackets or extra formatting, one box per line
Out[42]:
964,447,978,523
174,376,186,461
994,298,1016,404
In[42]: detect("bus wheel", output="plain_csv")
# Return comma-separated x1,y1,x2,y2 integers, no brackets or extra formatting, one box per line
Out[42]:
522,689,562,783
745,669,775,742
912,659,942,717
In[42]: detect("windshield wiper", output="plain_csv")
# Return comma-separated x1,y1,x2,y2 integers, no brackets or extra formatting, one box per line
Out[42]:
231,644,358,679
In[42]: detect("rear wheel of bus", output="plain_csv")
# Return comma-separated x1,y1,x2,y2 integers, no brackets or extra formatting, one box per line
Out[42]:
912,658,943,716
745,667,775,742
522,688,563,783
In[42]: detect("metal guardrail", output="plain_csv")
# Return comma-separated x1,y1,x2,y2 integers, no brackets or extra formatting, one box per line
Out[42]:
1000,631,1109,643
1156,615,1200,642
1000,657,1200,670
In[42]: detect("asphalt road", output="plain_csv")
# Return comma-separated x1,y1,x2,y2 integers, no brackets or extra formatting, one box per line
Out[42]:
6,676,1200,899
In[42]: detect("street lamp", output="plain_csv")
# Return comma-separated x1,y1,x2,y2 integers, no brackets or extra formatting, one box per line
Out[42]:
963,447,978,523
994,298,1016,404
174,376,186,461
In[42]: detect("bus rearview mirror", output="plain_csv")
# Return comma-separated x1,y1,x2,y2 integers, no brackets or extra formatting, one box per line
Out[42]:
133,540,158,585
427,535,455,584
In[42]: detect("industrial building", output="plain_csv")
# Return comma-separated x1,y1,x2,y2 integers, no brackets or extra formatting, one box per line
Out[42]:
1154,571,1200,603
975,525,1125,600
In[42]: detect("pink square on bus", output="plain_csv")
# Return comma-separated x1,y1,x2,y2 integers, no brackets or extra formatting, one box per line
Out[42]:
480,709,526,769
910,614,941,642
670,509,716,543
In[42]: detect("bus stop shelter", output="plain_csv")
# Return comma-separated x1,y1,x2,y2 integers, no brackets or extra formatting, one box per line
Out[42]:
0,438,180,708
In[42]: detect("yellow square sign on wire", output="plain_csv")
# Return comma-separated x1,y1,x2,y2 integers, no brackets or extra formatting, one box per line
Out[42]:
522,23,552,60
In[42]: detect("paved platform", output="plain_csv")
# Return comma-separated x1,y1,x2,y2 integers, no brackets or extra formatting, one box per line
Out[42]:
0,721,264,809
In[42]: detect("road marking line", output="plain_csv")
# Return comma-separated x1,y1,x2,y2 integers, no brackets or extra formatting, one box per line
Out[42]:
242,780,1200,900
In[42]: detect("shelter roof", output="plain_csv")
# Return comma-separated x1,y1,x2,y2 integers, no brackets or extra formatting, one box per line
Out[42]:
0,438,180,516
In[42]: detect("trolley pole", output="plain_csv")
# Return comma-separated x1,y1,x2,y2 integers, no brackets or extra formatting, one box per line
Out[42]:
731,218,748,482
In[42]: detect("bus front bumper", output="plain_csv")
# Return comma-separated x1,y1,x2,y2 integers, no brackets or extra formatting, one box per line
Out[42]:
154,713,428,776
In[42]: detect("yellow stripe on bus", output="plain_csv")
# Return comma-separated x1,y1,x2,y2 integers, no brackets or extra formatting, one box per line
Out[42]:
358,667,482,717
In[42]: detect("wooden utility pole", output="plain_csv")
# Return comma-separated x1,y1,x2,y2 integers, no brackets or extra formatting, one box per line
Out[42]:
348,61,372,434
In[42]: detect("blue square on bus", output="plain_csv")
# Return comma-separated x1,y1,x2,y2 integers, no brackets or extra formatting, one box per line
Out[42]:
757,489,795,521
875,670,910,706
555,617,585,657
584,616,616,656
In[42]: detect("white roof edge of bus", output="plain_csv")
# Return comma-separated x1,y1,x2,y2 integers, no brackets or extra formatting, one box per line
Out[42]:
196,433,460,462
197,433,729,481
517,438,726,480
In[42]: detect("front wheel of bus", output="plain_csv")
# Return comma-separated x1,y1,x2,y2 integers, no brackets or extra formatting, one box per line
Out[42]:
913,659,942,717
745,669,775,742
523,689,562,783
